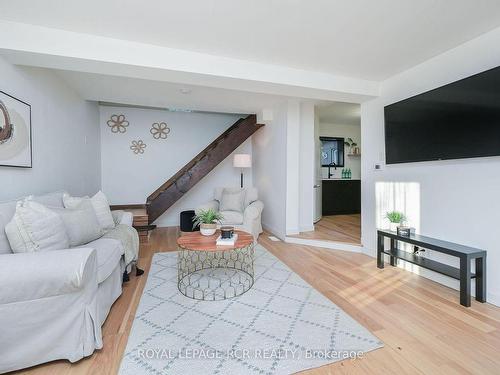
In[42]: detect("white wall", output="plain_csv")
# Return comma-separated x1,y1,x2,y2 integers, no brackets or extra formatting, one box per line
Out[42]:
361,26,500,306
99,106,249,227
319,122,361,180
0,56,100,200
253,105,287,239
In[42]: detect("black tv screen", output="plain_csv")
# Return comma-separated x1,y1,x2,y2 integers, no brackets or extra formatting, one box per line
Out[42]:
384,66,500,164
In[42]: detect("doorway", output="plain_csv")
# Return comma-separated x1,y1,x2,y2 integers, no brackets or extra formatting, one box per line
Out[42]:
295,102,362,245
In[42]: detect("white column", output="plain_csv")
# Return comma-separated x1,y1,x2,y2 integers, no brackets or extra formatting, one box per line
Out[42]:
298,102,315,232
286,100,300,235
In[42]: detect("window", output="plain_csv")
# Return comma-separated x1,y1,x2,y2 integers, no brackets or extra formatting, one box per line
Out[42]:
320,137,344,167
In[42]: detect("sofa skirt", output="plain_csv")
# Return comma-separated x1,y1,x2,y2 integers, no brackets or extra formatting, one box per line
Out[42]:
97,259,125,326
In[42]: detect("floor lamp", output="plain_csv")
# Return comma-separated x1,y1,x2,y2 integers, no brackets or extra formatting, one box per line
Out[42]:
233,154,252,188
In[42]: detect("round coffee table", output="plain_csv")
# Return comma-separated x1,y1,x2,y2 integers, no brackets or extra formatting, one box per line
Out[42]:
177,230,254,301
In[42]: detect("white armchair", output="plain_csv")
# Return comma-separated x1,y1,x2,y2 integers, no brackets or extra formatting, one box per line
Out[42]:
195,187,264,240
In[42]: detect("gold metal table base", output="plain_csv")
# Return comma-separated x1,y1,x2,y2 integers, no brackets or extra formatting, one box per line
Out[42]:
177,243,254,301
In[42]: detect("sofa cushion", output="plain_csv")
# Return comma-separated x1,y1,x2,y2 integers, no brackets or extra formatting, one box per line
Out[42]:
219,189,245,213
32,191,65,208
112,210,133,227
0,203,16,254
77,238,124,283
0,192,65,254
5,200,70,253
50,201,103,247
64,191,115,231
220,210,244,225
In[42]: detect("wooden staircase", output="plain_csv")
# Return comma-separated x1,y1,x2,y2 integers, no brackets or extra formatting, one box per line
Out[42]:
146,114,264,224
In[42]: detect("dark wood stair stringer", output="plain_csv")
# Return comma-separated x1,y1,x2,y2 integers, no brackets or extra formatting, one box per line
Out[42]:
146,114,264,224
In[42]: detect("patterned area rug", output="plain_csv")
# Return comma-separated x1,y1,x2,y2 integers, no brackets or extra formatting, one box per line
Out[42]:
119,244,383,374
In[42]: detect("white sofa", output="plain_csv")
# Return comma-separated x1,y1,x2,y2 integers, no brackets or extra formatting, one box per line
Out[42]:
195,187,264,240
0,191,133,373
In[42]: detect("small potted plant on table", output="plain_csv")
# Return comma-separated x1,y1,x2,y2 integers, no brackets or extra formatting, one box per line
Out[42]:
385,211,406,232
193,209,224,236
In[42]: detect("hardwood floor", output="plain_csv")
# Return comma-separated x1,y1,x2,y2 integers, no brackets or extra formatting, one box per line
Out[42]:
290,214,361,244
13,227,500,375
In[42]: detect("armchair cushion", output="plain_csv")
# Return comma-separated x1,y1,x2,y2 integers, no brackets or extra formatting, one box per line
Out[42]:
214,187,258,208
195,200,219,215
197,187,263,240
219,210,244,225
219,188,245,212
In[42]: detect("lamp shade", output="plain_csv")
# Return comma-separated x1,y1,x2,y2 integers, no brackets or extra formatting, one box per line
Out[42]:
233,154,252,168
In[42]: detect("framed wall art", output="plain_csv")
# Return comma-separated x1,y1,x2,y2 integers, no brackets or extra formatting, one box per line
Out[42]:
0,91,32,168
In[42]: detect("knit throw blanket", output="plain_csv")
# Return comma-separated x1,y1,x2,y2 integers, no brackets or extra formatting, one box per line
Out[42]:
103,224,139,267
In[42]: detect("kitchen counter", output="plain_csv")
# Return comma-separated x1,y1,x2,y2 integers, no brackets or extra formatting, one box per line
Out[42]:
322,178,361,181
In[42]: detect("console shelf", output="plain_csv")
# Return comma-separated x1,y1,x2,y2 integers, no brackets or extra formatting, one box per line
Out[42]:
381,248,475,280
377,230,486,307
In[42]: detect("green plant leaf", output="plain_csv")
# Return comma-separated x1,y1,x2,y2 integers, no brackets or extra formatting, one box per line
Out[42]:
192,209,224,229
385,211,406,224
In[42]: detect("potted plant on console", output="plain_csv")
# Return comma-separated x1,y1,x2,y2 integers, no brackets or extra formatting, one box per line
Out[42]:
193,209,224,236
385,211,406,232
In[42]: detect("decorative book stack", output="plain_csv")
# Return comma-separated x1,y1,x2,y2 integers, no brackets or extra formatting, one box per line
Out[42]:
216,233,238,246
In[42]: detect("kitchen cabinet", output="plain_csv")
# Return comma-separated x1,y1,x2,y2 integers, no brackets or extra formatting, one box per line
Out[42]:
322,179,361,215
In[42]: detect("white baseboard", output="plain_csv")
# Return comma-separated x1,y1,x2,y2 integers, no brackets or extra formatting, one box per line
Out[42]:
299,225,315,233
488,292,500,307
286,228,300,236
284,236,363,253
262,222,285,241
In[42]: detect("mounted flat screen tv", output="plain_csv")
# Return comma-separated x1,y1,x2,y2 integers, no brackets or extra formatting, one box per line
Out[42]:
384,66,500,164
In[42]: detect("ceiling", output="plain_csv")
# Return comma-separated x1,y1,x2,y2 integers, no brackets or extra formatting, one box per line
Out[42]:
55,70,291,114
1,0,500,81
317,102,360,125
55,69,358,120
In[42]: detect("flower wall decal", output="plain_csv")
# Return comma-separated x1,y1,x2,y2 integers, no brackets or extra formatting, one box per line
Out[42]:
107,114,129,133
150,122,171,139
130,139,147,154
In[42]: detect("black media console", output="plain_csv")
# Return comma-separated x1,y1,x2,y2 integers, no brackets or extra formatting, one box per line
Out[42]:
377,230,486,307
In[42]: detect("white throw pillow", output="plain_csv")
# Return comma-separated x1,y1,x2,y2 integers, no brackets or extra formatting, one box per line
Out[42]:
50,201,103,247
219,189,245,213
63,191,115,230
62,193,89,209
5,199,70,253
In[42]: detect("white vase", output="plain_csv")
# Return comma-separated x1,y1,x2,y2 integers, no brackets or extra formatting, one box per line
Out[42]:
389,222,398,232
200,223,217,236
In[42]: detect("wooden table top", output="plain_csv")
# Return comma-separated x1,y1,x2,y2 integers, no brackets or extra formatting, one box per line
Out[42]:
177,230,253,251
